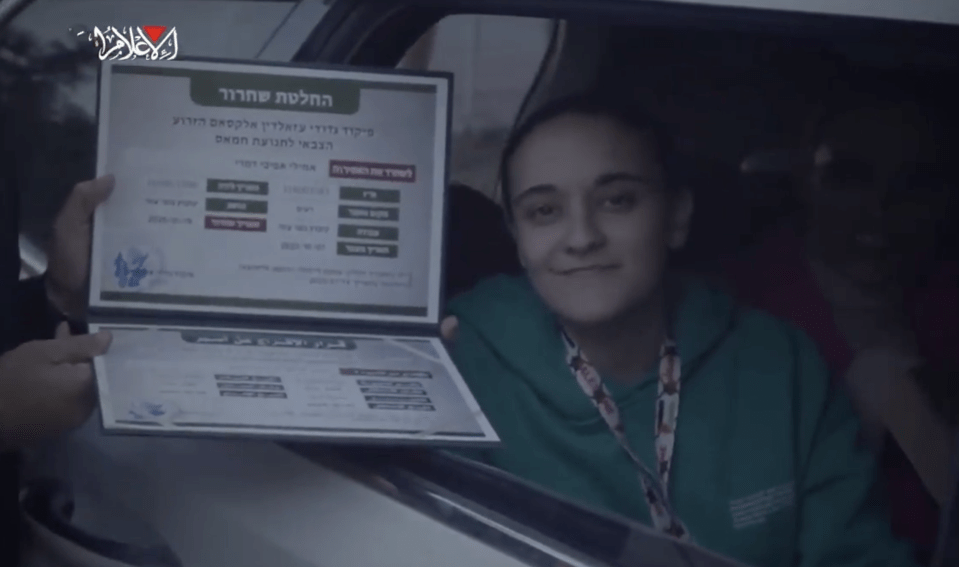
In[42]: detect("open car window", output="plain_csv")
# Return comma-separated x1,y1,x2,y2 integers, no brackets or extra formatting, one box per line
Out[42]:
321,5,958,566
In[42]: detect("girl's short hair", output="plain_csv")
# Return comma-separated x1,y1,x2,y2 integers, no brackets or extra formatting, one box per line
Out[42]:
498,90,680,221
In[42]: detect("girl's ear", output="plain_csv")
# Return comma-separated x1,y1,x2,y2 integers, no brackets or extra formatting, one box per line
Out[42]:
667,187,694,250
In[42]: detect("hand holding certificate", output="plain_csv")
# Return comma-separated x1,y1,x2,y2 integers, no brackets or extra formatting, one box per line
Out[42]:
88,58,498,446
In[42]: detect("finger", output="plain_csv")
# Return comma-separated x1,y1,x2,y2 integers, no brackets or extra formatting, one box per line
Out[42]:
58,175,115,226
79,174,115,214
55,361,95,388
47,362,97,430
54,321,71,340
1,363,97,449
440,316,459,342
46,330,112,364
65,362,96,392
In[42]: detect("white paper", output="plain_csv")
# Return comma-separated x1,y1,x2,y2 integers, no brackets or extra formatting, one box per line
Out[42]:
91,323,499,446
91,59,449,325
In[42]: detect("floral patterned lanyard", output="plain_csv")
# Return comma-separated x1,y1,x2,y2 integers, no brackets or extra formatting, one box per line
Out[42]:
561,330,691,540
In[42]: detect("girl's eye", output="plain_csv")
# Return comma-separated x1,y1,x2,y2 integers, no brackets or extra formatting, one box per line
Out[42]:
523,203,559,221
603,192,637,210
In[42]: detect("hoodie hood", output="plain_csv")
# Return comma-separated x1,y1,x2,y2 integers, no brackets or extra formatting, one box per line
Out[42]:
447,275,918,567
447,274,737,423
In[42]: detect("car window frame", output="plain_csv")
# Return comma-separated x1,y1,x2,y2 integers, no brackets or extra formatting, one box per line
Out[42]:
298,0,959,68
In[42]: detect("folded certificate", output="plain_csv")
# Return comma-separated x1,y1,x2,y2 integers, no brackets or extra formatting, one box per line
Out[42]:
88,58,499,447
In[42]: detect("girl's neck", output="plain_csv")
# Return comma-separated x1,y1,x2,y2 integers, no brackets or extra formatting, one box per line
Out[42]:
562,287,667,385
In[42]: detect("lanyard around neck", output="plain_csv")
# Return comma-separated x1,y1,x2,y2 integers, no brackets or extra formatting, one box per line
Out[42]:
561,330,691,540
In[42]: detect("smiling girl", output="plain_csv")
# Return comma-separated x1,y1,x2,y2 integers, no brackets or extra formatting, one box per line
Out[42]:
441,92,917,567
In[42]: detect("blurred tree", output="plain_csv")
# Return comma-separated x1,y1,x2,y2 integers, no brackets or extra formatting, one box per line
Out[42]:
0,28,97,249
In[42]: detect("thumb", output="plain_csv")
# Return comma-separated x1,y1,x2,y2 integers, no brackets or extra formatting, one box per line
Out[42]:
78,174,115,216
54,321,71,340
440,316,459,343
62,175,115,224
48,330,112,364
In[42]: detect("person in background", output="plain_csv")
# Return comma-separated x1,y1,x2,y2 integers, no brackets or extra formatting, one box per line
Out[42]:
0,163,115,564
726,78,958,563
438,90,918,567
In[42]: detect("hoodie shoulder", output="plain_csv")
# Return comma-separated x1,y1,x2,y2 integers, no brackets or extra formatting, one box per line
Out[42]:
735,303,829,374
447,275,548,324
676,277,830,398
445,275,571,396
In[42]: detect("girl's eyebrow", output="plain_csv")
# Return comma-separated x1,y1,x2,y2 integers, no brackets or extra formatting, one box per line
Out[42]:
512,172,656,207
511,184,558,208
593,172,657,187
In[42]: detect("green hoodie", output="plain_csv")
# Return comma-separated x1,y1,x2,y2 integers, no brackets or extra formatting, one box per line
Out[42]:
446,274,918,567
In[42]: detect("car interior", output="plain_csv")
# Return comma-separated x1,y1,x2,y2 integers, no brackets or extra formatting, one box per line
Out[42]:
1,0,957,565
374,10,959,567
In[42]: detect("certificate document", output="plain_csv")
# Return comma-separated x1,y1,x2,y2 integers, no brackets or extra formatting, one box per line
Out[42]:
89,58,498,446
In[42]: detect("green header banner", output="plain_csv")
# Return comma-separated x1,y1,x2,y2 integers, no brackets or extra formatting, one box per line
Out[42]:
190,70,361,114
114,66,438,115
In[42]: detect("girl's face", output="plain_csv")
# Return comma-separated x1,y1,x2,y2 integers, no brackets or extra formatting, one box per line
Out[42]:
807,104,954,287
506,113,693,326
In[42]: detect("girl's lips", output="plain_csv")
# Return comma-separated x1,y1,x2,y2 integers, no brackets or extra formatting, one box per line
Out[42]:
556,265,620,275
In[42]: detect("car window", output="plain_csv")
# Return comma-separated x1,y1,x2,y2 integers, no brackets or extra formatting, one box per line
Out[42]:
381,9,958,565
398,15,554,200
3,0,303,275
